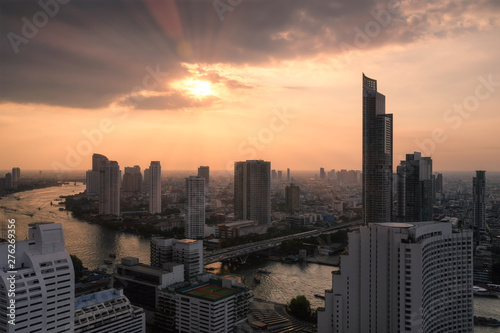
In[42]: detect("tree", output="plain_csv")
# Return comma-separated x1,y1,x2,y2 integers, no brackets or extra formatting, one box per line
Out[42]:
288,295,311,321
70,254,84,281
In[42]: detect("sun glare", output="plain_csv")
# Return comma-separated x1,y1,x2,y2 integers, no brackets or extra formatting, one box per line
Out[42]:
186,79,213,97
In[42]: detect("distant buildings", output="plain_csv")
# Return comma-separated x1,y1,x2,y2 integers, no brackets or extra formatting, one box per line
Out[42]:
320,167,326,179
0,223,75,333
216,220,267,240
185,176,205,239
3,173,12,190
197,166,210,187
99,160,121,216
86,153,108,195
234,160,271,227
473,170,486,234
278,170,283,181
396,152,433,222
287,168,290,181
74,289,146,333
362,74,393,224
122,165,142,192
318,221,473,333
11,167,20,188
271,169,277,181
285,182,300,214
149,161,162,214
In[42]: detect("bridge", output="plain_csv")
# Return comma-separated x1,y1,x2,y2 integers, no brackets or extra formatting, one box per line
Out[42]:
204,220,361,264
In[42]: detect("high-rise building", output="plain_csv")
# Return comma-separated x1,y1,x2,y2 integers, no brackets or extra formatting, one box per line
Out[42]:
318,222,473,333
277,170,283,181
11,167,20,188
185,176,205,239
287,168,290,181
435,173,443,194
149,161,162,214
3,173,12,190
122,165,142,192
473,170,486,233
396,152,433,222
197,166,210,187
74,289,146,333
320,167,326,179
285,182,300,214
362,74,393,224
99,160,121,216
234,160,271,226
172,239,203,281
150,238,204,281
271,169,277,181
143,168,150,193
86,153,108,195
0,223,75,333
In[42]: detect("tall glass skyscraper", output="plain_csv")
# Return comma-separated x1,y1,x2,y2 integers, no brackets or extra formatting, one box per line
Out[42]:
149,161,162,214
362,74,393,224
473,170,486,233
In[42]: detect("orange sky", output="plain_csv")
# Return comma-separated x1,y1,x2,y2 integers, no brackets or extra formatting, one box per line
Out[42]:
1,0,499,172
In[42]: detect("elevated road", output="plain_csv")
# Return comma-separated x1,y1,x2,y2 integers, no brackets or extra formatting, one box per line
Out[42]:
204,220,361,264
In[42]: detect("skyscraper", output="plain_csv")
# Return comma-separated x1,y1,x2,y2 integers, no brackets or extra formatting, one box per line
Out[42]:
149,161,162,214
277,170,283,181
11,167,20,188
320,167,326,179
318,222,473,333
285,182,300,214
287,168,290,181
0,223,75,333
122,165,142,192
234,160,271,226
362,73,393,224
473,170,486,233
197,166,209,187
86,153,108,195
99,160,121,216
396,152,433,222
185,176,205,239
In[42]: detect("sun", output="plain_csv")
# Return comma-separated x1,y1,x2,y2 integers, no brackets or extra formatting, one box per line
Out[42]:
186,79,213,98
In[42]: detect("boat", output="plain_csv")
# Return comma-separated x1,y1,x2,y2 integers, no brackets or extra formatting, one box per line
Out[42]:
314,294,325,299
50,201,53,206
473,286,498,298
474,316,500,327
257,268,271,274
108,253,116,258
104,259,113,265
254,275,261,283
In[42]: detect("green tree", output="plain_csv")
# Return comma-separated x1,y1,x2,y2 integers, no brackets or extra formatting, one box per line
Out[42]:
288,295,311,321
70,254,84,281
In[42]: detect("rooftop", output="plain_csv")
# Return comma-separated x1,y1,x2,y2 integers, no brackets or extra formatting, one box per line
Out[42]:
178,282,240,302
75,289,123,310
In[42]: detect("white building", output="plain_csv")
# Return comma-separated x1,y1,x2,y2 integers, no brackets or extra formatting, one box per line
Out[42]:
150,238,203,281
318,222,473,333
149,161,162,214
185,176,205,239
74,289,146,333
99,160,121,216
157,276,252,333
86,153,108,195
0,223,75,333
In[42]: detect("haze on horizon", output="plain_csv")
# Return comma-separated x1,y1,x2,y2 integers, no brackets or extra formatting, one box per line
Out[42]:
1,0,500,172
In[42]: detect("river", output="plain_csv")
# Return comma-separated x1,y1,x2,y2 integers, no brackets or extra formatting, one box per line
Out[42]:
0,184,498,331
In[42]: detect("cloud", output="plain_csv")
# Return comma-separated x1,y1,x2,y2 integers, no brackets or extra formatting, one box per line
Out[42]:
1,0,499,109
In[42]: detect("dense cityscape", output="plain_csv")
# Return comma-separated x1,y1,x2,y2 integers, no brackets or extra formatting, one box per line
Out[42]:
0,74,499,333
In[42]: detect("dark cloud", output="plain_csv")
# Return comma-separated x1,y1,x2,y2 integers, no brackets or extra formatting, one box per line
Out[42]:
1,0,499,109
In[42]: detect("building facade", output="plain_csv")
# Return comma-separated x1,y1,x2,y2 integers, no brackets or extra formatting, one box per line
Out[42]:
185,176,205,239
122,165,142,192
473,170,486,234
285,183,300,214
362,74,393,224
0,223,75,333
197,166,210,187
99,160,121,216
87,153,108,195
234,160,271,227
149,161,162,214
318,222,473,333
397,152,433,222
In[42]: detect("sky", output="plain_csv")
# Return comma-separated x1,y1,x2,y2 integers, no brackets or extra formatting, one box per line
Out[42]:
1,0,500,173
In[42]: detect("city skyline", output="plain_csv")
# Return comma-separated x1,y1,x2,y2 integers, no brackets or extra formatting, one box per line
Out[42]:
1,1,500,172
